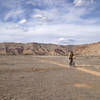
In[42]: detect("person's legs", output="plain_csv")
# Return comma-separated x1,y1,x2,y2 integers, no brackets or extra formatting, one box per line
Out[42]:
71,58,76,67
69,58,73,66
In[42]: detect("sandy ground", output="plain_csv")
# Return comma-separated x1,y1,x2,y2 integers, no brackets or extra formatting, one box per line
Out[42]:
0,55,100,100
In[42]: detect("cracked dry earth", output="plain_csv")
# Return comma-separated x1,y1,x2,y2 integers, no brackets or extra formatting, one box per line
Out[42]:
0,56,100,100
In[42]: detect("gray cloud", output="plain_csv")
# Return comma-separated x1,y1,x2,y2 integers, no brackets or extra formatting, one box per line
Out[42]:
74,0,95,6
0,0,100,45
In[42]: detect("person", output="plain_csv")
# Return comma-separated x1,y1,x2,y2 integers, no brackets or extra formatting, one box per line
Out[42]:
68,51,74,66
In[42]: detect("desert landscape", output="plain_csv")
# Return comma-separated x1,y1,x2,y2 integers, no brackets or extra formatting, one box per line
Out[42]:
0,42,100,100
1,0,100,99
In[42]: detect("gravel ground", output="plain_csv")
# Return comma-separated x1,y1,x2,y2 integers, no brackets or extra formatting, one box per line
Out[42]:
0,55,100,100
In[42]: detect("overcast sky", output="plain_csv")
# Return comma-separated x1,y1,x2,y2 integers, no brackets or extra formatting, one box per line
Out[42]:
0,0,100,45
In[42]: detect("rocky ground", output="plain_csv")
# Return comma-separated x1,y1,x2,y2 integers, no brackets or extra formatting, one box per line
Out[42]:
0,55,100,100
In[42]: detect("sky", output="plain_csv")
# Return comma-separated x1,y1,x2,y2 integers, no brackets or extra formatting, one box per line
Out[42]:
0,0,100,45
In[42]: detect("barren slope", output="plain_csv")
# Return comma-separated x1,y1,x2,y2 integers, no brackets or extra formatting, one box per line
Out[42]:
0,42,100,56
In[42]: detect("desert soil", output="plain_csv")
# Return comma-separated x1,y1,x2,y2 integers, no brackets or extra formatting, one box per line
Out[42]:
0,55,100,100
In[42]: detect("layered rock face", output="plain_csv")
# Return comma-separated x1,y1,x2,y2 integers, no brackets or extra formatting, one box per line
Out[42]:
0,42,100,56
0,43,24,55
76,42,100,56
0,43,69,56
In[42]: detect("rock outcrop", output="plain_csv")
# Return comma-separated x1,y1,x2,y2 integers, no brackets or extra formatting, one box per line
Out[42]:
0,42,100,56
0,43,69,56
75,42,100,56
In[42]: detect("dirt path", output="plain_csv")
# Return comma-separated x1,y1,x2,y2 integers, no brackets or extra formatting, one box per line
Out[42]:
40,58,100,77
